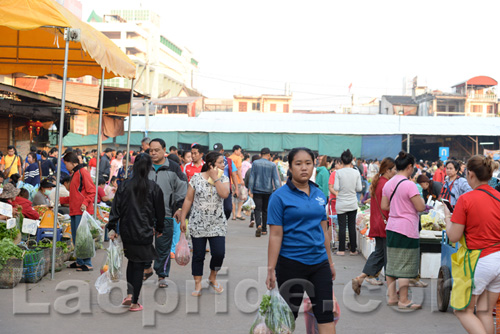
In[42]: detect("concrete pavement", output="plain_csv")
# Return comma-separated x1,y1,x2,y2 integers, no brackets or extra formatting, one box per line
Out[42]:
0,215,466,334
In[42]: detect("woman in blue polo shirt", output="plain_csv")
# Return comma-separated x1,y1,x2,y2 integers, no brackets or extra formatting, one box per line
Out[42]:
266,147,336,333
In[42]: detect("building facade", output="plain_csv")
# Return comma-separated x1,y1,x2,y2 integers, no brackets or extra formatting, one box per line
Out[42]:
87,9,199,99
233,95,292,113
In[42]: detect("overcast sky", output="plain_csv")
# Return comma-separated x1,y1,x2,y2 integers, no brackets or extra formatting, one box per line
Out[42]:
82,0,500,110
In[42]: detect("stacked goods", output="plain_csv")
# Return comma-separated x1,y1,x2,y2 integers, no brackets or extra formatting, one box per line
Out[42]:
250,289,295,334
0,238,24,288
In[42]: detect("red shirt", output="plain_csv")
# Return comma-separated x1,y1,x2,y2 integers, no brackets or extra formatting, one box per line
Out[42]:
433,168,446,184
452,184,500,258
60,167,96,216
369,176,390,238
12,196,40,220
97,187,106,203
328,171,337,215
184,161,204,182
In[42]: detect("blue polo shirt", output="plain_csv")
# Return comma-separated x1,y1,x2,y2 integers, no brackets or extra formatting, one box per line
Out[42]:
268,179,328,265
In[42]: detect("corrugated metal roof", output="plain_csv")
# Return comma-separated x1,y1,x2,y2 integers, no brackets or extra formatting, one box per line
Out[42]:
125,112,500,136
382,95,416,105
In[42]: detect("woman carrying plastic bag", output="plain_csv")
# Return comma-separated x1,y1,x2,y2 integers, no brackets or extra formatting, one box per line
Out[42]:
265,148,336,334
107,153,165,312
250,288,295,334
60,152,97,272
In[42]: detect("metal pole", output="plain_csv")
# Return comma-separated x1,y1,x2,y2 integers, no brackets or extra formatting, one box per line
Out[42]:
93,68,105,220
125,79,135,178
51,30,70,279
407,134,410,153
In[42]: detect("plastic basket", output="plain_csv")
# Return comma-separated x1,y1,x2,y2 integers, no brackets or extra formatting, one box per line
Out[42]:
0,258,23,289
22,249,46,283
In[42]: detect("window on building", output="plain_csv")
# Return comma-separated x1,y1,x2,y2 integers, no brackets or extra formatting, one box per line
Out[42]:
252,102,261,111
448,105,456,112
270,104,277,112
472,105,482,113
487,105,494,113
437,105,446,112
283,104,289,113
238,102,247,112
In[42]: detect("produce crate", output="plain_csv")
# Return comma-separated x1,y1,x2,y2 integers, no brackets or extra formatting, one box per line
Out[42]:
0,258,23,289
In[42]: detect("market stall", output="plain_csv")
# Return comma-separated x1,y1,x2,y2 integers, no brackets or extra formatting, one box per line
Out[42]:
0,0,136,280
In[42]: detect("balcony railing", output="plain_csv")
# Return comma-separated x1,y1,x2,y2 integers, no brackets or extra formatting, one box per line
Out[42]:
468,94,497,101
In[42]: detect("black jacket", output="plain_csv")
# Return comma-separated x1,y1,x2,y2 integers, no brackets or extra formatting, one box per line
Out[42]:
107,178,165,245
100,154,111,177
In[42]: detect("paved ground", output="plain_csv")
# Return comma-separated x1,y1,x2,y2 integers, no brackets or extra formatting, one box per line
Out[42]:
0,215,466,334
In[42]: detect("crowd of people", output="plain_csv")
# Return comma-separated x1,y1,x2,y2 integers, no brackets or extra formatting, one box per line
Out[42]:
1,140,499,333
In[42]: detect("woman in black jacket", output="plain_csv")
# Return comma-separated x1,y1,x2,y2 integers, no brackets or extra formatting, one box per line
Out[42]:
107,153,165,312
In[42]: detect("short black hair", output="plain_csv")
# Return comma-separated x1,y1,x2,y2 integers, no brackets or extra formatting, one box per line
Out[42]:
98,177,106,186
104,147,113,153
260,147,271,155
168,154,181,165
169,146,178,152
150,138,166,149
61,175,72,184
191,144,202,152
63,152,79,164
232,145,242,152
7,145,15,151
30,146,37,152
288,147,315,164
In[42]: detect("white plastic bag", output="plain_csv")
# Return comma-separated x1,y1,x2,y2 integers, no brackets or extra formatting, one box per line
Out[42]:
75,213,95,259
242,197,256,211
95,272,112,294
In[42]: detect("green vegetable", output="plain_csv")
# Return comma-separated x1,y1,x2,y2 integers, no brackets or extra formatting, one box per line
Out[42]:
107,240,122,281
75,219,95,259
90,227,101,239
0,238,23,270
0,223,20,241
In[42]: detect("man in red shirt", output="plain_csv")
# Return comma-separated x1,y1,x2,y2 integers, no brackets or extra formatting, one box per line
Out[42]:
184,144,204,182
433,161,446,184
87,149,97,178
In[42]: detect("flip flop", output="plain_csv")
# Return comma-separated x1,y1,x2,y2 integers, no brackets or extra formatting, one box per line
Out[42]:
68,262,81,269
409,280,428,288
143,271,153,281
387,301,398,306
158,278,168,288
191,290,202,297
398,302,422,310
236,216,245,220
335,251,345,256
207,279,224,294
76,265,93,272
129,303,143,312
122,297,132,306
351,278,361,295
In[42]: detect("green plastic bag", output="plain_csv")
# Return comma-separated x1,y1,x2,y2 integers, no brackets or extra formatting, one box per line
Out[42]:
75,213,95,259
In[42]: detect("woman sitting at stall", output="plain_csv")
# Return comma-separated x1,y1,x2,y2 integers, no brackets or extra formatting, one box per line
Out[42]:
446,155,500,334
33,178,56,206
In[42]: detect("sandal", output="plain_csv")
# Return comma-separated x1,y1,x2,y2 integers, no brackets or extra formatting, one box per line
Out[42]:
207,279,224,294
387,301,398,306
409,280,428,288
236,216,245,220
351,278,361,295
143,271,154,281
68,262,81,269
129,303,143,312
335,251,345,256
76,265,93,271
398,301,422,310
158,278,168,288
191,290,202,297
122,297,132,306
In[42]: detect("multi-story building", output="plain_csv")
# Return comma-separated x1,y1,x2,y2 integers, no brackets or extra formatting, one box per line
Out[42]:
87,9,199,99
381,76,498,117
233,95,292,113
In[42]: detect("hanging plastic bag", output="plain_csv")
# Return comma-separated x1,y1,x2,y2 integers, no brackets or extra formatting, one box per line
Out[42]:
107,239,122,281
249,312,271,334
242,197,256,211
250,288,295,334
75,213,95,259
83,211,103,240
175,232,190,266
95,272,112,294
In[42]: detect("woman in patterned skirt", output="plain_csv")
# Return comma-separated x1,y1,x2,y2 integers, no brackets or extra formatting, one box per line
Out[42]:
179,151,230,297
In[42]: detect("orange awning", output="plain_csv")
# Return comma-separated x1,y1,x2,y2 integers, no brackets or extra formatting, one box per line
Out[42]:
0,0,136,79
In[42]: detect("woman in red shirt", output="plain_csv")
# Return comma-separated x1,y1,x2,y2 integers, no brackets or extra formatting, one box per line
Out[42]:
352,157,396,294
446,155,500,333
60,152,96,272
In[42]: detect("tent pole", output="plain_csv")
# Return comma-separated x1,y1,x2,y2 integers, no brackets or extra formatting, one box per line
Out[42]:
125,79,135,178
51,30,70,280
93,67,106,220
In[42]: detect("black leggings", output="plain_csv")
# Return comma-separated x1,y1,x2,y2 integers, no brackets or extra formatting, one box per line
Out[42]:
276,256,334,324
126,260,146,304
337,209,357,252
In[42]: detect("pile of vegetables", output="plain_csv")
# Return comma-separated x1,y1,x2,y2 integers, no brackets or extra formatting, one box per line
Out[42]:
0,238,23,270
250,289,295,334
0,223,20,241
38,240,70,253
